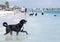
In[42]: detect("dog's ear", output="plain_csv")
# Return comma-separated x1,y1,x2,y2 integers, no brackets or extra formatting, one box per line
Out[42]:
21,19,27,22
20,19,27,24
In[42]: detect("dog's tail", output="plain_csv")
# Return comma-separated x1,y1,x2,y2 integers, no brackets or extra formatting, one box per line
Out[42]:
3,22,8,27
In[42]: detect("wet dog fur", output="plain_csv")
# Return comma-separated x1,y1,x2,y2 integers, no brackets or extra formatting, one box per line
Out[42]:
3,19,28,35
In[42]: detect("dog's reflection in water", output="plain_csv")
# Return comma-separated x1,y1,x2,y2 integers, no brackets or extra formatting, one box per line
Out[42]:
5,34,28,41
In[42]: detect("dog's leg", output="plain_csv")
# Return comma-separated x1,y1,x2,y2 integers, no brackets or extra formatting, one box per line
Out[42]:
10,31,12,35
4,32,9,35
16,32,19,35
4,29,10,35
21,29,28,35
4,30,10,35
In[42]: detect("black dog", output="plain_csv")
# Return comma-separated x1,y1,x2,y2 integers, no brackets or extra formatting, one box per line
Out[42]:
3,19,28,35
29,13,34,16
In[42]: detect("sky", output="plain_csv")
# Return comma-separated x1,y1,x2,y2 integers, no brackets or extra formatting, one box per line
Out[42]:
0,0,60,8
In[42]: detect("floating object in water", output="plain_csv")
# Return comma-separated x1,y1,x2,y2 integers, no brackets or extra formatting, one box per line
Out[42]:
54,15,56,17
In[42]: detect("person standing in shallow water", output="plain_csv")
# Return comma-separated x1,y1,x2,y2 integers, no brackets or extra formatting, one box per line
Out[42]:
21,6,27,16
21,6,27,19
41,9,44,15
21,6,25,13
24,8,27,16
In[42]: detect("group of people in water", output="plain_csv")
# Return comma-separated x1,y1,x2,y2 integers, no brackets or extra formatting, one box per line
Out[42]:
21,6,57,17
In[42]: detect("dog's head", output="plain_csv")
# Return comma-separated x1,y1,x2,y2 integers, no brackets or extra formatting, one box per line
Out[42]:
20,19,27,24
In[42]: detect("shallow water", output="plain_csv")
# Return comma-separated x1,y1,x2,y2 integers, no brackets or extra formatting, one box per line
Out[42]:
0,13,60,42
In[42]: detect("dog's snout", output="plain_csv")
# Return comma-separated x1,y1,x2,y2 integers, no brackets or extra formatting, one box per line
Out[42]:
26,21,27,22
